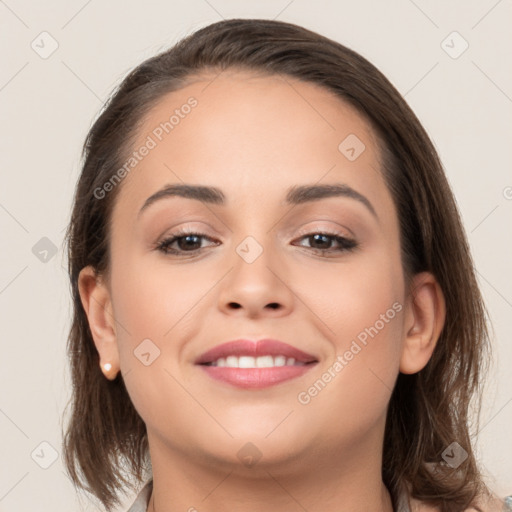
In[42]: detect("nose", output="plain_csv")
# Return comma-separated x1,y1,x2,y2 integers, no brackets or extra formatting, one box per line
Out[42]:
217,238,295,319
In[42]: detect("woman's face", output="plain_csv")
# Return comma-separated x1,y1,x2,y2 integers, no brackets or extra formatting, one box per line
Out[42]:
89,70,419,471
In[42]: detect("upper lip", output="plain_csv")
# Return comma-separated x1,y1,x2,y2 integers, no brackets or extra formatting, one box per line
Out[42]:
195,339,318,365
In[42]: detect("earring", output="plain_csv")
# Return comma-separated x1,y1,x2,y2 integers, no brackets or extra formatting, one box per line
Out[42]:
101,362,117,379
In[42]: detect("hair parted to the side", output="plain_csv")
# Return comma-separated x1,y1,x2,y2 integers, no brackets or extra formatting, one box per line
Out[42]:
62,18,493,512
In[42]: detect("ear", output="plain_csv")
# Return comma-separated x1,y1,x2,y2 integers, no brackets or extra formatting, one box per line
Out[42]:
78,265,120,380
399,271,446,374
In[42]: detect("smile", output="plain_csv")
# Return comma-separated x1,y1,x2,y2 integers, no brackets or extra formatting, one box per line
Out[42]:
205,355,309,368
195,338,319,389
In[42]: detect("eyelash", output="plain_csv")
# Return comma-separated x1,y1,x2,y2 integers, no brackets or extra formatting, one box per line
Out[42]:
154,227,359,257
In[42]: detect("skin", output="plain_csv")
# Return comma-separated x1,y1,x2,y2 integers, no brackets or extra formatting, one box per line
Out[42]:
78,70,447,512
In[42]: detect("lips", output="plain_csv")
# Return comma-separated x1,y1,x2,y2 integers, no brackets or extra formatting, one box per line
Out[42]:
195,339,318,365
195,339,319,389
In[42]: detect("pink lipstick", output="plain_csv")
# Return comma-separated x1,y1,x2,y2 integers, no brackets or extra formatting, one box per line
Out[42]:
195,338,318,389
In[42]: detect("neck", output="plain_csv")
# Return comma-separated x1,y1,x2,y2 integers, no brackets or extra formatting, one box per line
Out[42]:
145,436,394,512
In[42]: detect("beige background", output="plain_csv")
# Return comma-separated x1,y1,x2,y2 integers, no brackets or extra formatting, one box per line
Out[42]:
0,0,511,510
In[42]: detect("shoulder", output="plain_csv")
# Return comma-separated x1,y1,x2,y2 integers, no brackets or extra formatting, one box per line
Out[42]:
408,496,439,511
409,492,510,512
468,490,511,512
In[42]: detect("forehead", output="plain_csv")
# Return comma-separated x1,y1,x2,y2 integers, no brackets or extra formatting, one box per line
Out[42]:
112,69,391,223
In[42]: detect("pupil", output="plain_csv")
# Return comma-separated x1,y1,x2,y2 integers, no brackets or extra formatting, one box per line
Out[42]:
311,234,330,249
180,235,200,250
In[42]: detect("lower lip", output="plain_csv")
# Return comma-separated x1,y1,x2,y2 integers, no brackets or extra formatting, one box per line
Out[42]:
197,364,317,389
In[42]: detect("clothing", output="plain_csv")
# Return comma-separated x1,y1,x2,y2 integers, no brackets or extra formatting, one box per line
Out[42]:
127,478,152,512
126,477,512,512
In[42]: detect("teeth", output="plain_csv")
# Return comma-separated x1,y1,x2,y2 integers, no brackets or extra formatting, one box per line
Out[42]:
210,355,305,368
256,355,273,368
274,355,286,366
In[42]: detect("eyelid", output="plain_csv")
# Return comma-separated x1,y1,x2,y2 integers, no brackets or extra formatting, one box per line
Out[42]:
155,228,359,258
156,219,356,243
285,220,356,240
156,220,358,250
157,221,219,239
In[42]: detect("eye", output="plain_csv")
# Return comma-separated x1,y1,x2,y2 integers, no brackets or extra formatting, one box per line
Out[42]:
293,231,359,254
155,229,218,255
155,228,358,257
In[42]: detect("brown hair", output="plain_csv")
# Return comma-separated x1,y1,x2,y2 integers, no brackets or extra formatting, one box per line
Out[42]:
62,18,494,512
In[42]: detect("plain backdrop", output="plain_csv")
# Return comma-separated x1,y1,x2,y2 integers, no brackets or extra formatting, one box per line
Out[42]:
0,1,511,510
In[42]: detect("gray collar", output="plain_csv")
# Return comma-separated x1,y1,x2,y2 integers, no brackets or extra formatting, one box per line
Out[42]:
126,478,153,512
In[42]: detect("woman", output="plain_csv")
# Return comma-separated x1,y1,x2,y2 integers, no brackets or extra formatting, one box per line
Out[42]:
62,18,511,512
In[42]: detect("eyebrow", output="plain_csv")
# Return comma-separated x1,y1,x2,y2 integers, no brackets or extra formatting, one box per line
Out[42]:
137,183,377,219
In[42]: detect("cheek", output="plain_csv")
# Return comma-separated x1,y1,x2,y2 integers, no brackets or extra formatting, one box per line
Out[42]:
293,246,404,354
294,252,404,438
111,253,210,340
295,308,403,455
108,255,207,432
331,266,403,356
334,252,404,377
